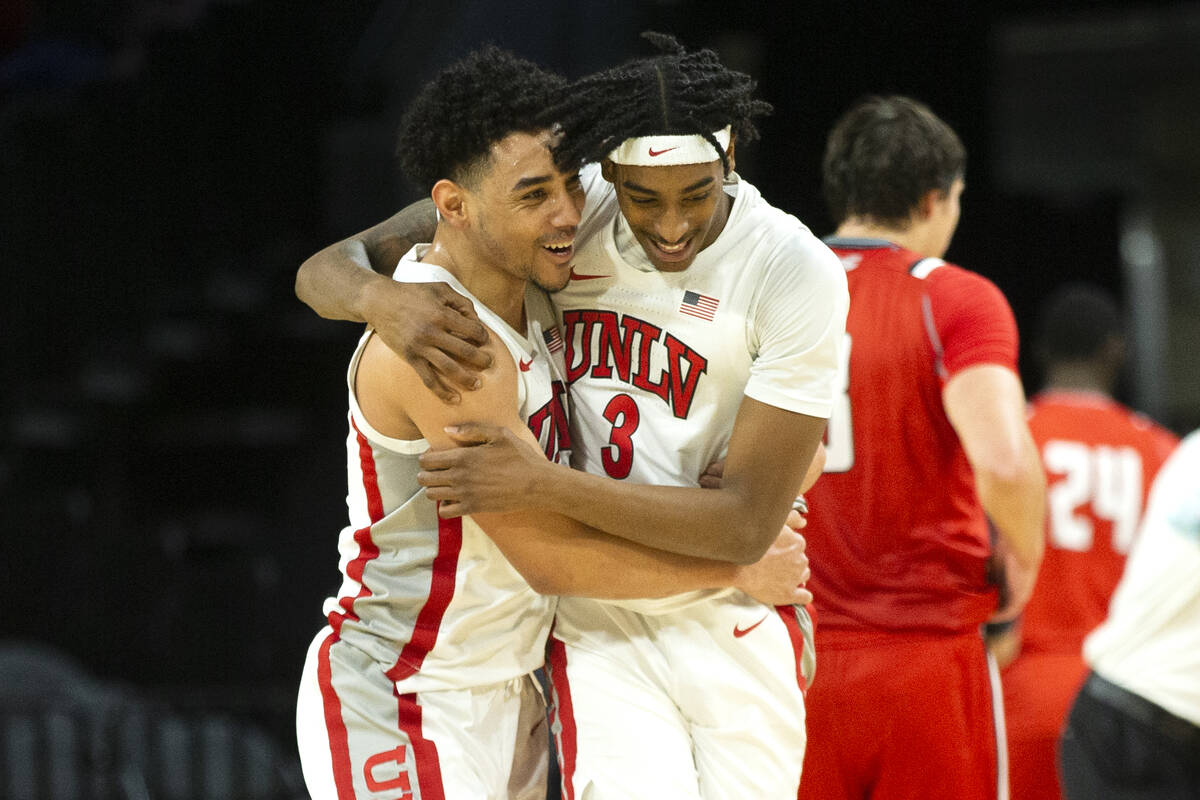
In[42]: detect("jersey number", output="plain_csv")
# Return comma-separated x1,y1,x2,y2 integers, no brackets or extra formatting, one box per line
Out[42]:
824,333,854,472
1042,440,1143,553
602,393,640,479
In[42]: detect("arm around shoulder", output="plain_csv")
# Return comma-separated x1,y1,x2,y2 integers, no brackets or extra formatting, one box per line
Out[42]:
295,199,439,322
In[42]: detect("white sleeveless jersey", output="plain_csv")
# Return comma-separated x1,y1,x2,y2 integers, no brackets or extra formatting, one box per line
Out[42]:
554,170,848,613
323,250,571,691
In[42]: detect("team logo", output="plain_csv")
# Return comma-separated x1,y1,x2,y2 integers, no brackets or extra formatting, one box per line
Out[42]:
733,614,769,638
363,746,414,797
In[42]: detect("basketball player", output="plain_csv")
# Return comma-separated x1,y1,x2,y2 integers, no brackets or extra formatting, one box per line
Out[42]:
296,34,847,799
990,284,1177,800
795,95,1047,800
294,47,812,800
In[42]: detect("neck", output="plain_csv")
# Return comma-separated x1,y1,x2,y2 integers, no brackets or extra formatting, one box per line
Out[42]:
836,218,935,258
424,228,526,330
1043,363,1114,396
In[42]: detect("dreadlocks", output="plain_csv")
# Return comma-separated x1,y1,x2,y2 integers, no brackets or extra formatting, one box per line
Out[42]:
549,31,773,174
394,46,572,191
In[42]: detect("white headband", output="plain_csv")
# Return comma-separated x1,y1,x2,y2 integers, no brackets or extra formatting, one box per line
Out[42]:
607,126,731,167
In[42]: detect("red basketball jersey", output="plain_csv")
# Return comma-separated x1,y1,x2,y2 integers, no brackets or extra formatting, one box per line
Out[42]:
804,238,1019,633
1018,390,1178,656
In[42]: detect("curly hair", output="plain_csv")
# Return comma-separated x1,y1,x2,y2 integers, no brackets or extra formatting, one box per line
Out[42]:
394,46,570,191
547,31,773,174
822,95,966,228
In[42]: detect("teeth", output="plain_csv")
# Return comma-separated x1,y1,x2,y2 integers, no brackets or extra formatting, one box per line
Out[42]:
545,241,574,253
657,241,686,253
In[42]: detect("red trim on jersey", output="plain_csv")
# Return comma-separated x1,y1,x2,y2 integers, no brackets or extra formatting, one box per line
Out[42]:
546,633,578,800
329,423,385,636
395,690,446,800
316,632,357,800
776,606,809,693
386,513,463,681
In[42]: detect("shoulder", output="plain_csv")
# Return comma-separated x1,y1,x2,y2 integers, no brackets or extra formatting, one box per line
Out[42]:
925,261,1008,303
924,262,1015,325
357,324,519,447
741,207,843,282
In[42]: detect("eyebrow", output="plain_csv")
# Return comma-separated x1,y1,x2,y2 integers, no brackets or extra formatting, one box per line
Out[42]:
511,175,554,192
622,176,716,195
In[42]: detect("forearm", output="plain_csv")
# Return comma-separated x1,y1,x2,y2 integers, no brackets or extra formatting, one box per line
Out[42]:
800,442,826,492
295,239,387,322
476,510,739,598
944,364,1046,570
294,199,439,323
976,434,1046,570
528,462,788,564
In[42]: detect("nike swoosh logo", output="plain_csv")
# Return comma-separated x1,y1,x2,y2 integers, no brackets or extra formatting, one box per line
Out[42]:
518,357,533,372
648,146,679,157
569,273,609,281
733,614,770,638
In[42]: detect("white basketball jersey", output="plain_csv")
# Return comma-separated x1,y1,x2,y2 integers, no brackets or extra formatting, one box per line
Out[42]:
554,172,848,613
324,251,570,691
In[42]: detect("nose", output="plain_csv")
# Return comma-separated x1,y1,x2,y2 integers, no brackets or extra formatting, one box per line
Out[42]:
654,206,689,244
550,189,582,229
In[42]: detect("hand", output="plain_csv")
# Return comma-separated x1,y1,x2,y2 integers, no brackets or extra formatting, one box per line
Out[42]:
986,536,1039,624
733,525,813,607
418,423,554,517
699,458,725,489
364,280,492,404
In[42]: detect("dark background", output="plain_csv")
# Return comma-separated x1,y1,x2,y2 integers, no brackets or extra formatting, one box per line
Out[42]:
2,0,1197,790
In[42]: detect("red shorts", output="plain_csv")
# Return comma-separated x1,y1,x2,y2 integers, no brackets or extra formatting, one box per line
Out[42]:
1001,652,1088,800
799,628,1003,800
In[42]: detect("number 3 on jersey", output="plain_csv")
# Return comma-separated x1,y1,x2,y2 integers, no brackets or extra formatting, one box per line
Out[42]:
602,393,640,479
824,333,854,472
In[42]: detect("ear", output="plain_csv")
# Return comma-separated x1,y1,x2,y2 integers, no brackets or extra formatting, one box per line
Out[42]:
724,134,737,175
431,179,469,228
600,158,618,184
916,187,945,221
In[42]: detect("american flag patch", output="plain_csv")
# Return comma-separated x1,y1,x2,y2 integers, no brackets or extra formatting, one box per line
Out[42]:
679,290,719,321
543,326,564,353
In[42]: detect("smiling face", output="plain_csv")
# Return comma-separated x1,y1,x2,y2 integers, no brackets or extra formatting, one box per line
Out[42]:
602,155,733,273
466,130,586,292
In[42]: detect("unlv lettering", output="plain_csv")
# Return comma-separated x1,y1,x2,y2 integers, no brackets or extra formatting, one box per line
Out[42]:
527,379,572,463
563,309,708,419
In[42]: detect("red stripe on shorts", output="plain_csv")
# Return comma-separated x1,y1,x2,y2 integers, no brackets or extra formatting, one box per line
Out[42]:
387,513,463,681
776,605,809,693
330,423,385,636
396,691,446,800
546,632,578,800
316,632,357,800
